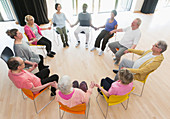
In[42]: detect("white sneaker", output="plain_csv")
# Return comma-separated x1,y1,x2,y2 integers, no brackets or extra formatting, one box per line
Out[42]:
75,42,80,47
85,43,88,49
98,51,104,56
90,47,96,51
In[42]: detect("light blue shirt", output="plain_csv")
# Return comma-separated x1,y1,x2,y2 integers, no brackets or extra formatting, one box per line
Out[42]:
30,24,42,40
132,52,157,69
52,13,66,28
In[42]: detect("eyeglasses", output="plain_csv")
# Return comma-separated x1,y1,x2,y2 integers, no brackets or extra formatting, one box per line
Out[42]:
154,44,160,49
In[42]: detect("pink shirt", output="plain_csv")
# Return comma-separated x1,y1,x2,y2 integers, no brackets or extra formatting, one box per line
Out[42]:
108,80,133,96
8,70,42,94
24,23,43,45
56,88,92,108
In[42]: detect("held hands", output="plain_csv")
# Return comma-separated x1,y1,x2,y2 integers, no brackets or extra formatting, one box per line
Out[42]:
109,30,114,35
47,27,51,30
32,62,38,68
50,81,58,89
89,81,95,89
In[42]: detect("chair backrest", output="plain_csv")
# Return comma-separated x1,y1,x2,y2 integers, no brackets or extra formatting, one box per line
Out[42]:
1,46,14,63
59,102,86,114
103,87,135,106
22,86,49,100
136,72,152,83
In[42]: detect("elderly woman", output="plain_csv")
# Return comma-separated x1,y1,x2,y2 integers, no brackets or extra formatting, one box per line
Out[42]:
24,15,56,57
95,69,133,97
51,3,71,48
56,75,95,108
91,10,118,56
6,29,49,72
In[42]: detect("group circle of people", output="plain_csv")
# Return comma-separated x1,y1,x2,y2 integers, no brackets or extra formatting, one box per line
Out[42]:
6,2,168,113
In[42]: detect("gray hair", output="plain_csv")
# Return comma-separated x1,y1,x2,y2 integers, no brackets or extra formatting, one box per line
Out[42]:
157,40,167,53
136,18,142,26
58,75,73,94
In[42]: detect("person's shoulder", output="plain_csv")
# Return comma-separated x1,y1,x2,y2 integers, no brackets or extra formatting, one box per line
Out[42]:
74,88,85,94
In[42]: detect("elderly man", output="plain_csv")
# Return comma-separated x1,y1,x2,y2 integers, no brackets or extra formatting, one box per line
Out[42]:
71,3,97,49
7,57,58,96
113,40,167,81
108,18,142,64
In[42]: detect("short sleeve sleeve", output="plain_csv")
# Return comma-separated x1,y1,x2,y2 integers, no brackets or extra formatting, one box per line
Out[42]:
63,13,66,20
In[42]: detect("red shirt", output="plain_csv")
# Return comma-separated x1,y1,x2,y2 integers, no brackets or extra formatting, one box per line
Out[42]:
8,70,42,94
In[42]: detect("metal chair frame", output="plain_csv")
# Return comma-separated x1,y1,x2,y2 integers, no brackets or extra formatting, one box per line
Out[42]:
21,87,55,114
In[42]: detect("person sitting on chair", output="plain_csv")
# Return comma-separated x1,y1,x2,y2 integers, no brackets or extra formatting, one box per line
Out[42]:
7,57,59,96
6,29,48,72
56,75,95,108
94,69,133,97
108,18,142,64
51,3,71,48
71,3,97,49
24,15,56,57
113,40,167,81
91,10,118,56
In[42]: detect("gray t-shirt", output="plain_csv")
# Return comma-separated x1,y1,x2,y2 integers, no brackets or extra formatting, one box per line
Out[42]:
119,26,141,48
52,13,66,28
132,52,157,69
30,24,42,40
14,41,40,68
78,12,91,26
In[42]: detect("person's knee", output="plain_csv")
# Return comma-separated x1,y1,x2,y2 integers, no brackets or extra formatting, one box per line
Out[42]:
115,53,122,59
51,74,59,82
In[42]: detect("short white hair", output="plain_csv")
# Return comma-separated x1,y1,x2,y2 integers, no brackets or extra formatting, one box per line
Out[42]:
58,75,73,94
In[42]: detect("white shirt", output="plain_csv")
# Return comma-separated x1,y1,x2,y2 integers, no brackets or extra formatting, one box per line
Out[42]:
119,26,141,48
132,52,157,69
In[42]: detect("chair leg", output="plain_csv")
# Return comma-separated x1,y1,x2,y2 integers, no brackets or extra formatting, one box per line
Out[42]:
132,83,145,97
59,104,65,119
33,96,55,114
121,98,129,110
85,99,90,119
21,90,27,100
96,93,108,119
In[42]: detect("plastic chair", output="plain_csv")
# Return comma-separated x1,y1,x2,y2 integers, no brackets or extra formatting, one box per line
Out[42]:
24,33,46,56
132,72,152,97
80,27,93,45
52,23,71,46
21,86,55,114
1,46,14,63
96,87,135,119
58,100,90,119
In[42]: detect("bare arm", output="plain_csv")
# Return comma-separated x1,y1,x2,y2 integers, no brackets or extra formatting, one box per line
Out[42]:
30,82,51,92
71,20,79,27
110,28,123,34
66,19,71,26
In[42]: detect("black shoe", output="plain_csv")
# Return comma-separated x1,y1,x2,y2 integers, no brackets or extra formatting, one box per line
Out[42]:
47,53,54,58
43,65,49,69
63,43,66,48
113,69,119,74
50,51,56,55
66,42,69,47
51,93,56,96
73,80,79,88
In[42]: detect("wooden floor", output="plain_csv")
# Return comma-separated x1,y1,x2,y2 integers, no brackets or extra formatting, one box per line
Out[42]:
0,8,170,119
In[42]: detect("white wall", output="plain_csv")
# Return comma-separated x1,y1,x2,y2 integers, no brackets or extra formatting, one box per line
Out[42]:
131,0,144,12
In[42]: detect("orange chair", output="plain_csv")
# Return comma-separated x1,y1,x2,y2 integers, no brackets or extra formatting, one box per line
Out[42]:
58,100,90,119
24,33,46,57
96,87,135,119
21,86,55,114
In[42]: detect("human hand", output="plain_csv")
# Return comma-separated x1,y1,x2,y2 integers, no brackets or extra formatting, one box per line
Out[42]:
109,30,114,35
124,50,129,54
70,24,74,28
51,81,58,89
89,81,95,88
94,83,100,88
33,38,38,42
48,27,51,30
32,62,38,68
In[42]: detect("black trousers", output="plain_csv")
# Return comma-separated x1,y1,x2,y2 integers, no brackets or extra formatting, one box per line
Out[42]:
37,37,52,53
38,55,45,71
34,68,59,94
97,77,115,94
95,30,114,51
